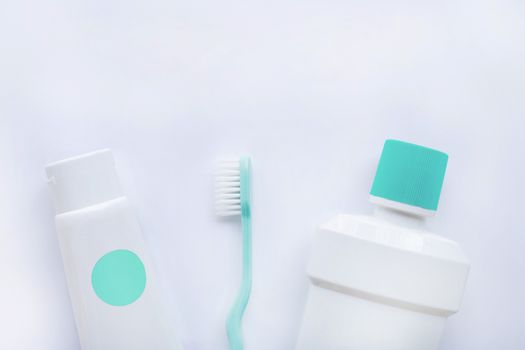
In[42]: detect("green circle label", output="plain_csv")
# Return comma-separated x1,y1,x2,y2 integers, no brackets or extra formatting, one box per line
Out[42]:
91,249,147,306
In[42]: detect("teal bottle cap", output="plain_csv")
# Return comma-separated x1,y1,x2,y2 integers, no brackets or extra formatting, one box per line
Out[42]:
370,139,448,213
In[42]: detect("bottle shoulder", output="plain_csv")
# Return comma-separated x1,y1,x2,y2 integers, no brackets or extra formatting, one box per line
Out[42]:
319,213,469,264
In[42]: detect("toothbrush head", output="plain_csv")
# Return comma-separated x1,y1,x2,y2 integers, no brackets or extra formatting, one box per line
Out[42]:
215,156,252,218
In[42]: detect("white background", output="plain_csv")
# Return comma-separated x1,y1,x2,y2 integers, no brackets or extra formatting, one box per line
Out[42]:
1,0,524,349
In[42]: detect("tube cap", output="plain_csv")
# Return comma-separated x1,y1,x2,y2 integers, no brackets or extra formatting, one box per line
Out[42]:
45,149,124,214
370,140,448,214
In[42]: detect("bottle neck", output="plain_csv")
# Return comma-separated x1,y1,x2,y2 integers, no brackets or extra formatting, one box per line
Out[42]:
373,205,426,229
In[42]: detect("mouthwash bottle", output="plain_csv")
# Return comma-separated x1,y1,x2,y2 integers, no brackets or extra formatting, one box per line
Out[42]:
296,140,469,350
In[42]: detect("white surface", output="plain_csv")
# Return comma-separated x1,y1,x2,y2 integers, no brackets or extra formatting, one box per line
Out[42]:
0,0,524,349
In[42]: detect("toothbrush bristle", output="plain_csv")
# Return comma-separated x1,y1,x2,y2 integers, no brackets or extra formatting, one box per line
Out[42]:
215,158,242,216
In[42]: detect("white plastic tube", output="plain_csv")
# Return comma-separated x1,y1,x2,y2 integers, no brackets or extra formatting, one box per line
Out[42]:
46,149,182,350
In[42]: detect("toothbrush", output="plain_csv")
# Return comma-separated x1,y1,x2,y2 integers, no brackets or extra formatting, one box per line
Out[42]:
215,156,252,350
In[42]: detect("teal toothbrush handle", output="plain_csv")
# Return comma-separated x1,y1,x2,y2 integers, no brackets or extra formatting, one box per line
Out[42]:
226,214,252,350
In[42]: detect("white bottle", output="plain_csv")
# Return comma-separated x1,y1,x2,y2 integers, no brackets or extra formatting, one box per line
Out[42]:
46,149,182,350
296,140,470,350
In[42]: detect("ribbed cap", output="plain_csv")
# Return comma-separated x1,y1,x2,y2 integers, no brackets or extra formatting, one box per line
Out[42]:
370,140,448,212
